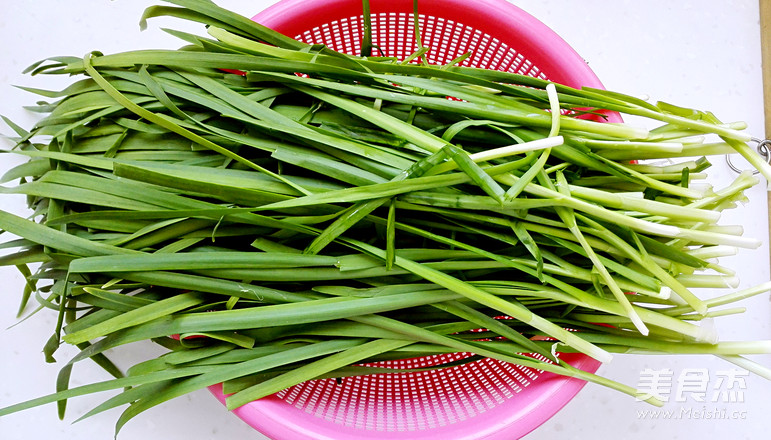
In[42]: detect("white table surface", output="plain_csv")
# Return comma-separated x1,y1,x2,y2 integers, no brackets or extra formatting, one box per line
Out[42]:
1,1,770,439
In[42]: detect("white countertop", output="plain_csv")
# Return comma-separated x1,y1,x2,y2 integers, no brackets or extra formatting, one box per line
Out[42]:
1,1,769,439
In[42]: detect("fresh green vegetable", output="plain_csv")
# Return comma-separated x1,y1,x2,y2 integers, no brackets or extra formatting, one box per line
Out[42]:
1,0,770,435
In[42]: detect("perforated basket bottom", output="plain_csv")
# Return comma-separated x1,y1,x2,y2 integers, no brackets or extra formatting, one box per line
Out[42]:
209,2,608,437
293,12,549,79
270,352,553,432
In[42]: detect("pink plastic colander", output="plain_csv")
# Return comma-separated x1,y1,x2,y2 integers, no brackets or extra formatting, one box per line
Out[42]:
209,1,619,438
